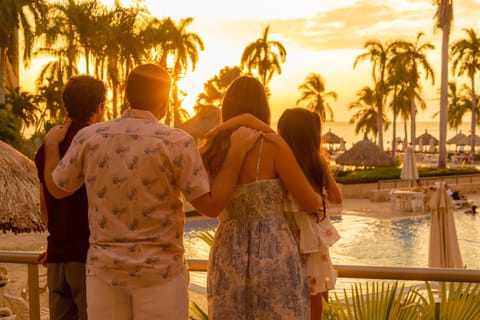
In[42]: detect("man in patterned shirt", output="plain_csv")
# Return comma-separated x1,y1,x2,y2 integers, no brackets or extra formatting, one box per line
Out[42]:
43,64,261,319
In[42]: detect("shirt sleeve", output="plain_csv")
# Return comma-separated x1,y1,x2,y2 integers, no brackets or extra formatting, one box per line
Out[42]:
51,130,88,193
174,135,210,202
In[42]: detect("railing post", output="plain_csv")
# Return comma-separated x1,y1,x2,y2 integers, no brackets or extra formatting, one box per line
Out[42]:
27,264,40,320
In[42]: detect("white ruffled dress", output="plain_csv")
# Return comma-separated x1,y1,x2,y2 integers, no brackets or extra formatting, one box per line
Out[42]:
284,193,340,295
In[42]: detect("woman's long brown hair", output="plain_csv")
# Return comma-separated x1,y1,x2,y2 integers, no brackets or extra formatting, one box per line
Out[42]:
200,76,270,177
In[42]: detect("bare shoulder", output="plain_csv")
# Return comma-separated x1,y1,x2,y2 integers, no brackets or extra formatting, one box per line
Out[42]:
263,132,290,151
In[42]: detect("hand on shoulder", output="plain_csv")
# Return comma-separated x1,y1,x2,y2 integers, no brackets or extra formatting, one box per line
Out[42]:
44,118,72,145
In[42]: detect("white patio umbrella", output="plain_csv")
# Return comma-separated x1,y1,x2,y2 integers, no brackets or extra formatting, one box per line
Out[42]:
400,146,419,187
428,182,463,269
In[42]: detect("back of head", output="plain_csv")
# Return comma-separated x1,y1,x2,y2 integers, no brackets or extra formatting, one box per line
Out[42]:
63,75,106,123
222,75,270,124
126,64,171,111
201,76,270,177
278,108,324,191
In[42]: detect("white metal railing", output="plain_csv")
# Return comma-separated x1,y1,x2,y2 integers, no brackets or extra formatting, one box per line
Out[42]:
2,253,480,320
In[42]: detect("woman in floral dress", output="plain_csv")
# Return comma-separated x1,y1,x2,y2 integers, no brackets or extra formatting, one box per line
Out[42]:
201,76,324,319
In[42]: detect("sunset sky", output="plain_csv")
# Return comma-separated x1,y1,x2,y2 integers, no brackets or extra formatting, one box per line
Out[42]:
24,0,480,122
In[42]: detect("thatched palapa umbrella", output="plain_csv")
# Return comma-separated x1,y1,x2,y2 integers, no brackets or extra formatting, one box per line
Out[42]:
335,136,395,167
447,131,468,146
322,129,342,145
0,140,45,233
415,129,438,146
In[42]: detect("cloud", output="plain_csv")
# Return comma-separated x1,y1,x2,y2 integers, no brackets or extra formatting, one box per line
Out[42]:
268,0,437,51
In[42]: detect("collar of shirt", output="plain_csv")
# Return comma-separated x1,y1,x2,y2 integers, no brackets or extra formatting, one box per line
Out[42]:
122,108,158,121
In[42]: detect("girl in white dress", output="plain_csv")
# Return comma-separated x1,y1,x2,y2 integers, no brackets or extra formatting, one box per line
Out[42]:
278,108,342,320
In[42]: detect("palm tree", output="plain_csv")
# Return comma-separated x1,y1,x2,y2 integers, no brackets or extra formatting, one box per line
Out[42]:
450,28,480,153
35,0,84,81
353,40,391,150
240,25,287,90
386,45,409,157
348,86,390,140
434,0,453,168
0,0,44,105
150,17,204,127
393,32,435,147
193,66,242,111
96,3,147,118
3,85,39,135
444,82,480,130
296,73,337,122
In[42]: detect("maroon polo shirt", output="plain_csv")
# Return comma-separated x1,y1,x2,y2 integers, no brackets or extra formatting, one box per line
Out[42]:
34,121,89,263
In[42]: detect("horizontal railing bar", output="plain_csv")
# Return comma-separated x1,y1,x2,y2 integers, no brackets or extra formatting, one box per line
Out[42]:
2,252,480,320
188,259,480,283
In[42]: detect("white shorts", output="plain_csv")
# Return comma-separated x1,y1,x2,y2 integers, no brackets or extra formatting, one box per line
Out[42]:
86,272,189,320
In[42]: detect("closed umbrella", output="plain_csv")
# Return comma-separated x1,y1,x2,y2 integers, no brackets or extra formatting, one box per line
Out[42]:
0,141,45,233
400,146,418,187
428,182,463,269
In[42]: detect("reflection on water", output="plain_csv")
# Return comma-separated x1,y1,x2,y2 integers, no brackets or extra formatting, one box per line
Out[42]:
184,213,480,292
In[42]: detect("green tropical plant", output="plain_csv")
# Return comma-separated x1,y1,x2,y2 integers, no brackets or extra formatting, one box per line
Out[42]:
240,25,286,90
324,281,423,319
0,108,23,149
296,73,338,122
450,28,480,154
415,282,480,320
4,84,39,134
0,0,44,105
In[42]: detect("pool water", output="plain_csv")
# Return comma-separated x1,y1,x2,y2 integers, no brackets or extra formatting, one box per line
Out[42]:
184,213,480,292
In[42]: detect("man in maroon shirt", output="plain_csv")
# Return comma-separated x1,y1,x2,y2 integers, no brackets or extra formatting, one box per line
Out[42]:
34,75,106,320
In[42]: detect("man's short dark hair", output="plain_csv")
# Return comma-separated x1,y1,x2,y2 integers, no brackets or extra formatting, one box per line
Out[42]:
63,75,106,123
125,64,171,111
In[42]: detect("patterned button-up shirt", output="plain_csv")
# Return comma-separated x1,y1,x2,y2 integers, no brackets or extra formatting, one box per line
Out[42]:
52,108,210,288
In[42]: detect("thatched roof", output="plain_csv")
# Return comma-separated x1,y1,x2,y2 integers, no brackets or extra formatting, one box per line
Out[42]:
467,134,480,146
415,129,438,146
447,131,468,145
322,129,342,144
0,140,45,233
336,137,395,167
177,106,220,143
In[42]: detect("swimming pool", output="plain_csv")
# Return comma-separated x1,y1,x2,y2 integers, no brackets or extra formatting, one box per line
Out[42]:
184,212,480,291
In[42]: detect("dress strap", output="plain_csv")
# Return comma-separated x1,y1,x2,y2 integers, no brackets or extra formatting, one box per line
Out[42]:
255,136,264,180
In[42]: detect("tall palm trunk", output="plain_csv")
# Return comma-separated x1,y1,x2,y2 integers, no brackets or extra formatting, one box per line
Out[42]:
470,75,477,153
0,46,6,105
438,27,449,168
410,98,416,147
391,85,399,158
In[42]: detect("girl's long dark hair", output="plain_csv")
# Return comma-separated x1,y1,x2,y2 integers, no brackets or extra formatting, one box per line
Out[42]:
278,108,327,219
